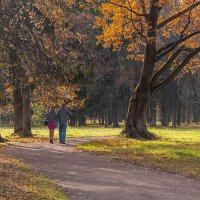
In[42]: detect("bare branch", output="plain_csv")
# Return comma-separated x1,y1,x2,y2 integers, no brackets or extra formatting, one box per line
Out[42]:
152,47,200,92
156,31,200,61
126,16,148,43
157,1,200,29
152,46,185,84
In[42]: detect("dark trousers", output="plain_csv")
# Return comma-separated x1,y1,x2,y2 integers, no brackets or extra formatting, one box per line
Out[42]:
59,121,67,143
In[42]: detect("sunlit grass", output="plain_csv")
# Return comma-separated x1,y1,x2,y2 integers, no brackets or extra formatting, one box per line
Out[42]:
78,126,200,177
0,126,120,141
1,125,200,142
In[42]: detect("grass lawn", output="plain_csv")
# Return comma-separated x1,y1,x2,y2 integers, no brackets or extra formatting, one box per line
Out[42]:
77,126,200,178
0,126,120,143
0,145,69,200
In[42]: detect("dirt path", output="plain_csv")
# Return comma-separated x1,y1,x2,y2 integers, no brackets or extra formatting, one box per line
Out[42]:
7,137,200,200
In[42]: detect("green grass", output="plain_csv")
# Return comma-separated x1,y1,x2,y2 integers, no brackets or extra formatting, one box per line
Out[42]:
0,146,69,200
0,126,120,142
77,126,200,178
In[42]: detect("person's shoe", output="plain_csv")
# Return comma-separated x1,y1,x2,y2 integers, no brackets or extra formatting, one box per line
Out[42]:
59,141,62,143
62,142,66,144
50,139,53,144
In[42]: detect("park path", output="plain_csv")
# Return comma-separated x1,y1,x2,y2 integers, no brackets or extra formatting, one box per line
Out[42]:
7,137,200,200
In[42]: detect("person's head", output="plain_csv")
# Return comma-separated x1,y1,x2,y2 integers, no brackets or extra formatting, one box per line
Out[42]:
62,104,65,109
49,106,55,112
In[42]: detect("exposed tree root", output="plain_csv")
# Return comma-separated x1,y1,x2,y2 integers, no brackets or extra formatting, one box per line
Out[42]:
120,129,157,140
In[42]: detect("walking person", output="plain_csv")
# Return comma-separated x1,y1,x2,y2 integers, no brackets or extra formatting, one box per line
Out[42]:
57,104,70,144
46,106,57,144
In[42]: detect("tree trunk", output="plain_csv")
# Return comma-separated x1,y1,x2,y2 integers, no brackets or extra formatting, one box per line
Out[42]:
112,87,119,128
192,104,200,123
181,104,186,124
78,111,86,126
177,100,181,126
10,49,23,134
108,108,112,125
22,86,32,137
161,87,170,126
149,95,156,126
13,87,23,134
121,1,159,140
172,102,177,128
69,116,76,126
121,86,156,139
104,104,109,127
172,86,178,128
186,104,191,124
101,110,104,125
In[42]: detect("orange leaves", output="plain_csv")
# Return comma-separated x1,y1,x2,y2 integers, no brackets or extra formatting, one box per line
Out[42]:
94,0,149,58
33,84,85,109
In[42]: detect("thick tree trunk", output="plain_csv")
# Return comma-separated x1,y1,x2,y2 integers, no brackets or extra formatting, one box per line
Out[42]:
121,1,159,140
10,49,23,134
121,86,156,139
22,86,32,137
13,87,23,134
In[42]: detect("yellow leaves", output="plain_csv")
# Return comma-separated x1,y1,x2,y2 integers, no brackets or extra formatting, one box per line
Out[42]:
35,0,65,27
94,0,148,59
5,87,13,94
33,84,85,109
65,0,76,6
94,0,199,64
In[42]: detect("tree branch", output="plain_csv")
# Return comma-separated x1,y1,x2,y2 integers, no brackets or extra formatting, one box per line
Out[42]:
152,47,200,92
140,0,149,22
108,1,148,17
152,46,185,84
157,1,200,29
156,31,200,61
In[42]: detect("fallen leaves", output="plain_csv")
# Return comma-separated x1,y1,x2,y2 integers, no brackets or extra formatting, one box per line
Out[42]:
0,151,69,200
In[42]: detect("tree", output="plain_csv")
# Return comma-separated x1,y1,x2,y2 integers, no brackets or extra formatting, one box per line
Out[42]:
0,0,87,135
92,0,200,139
